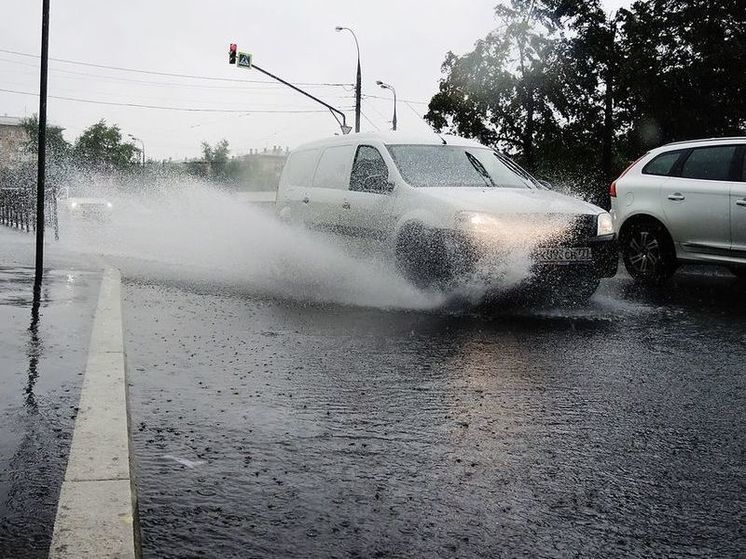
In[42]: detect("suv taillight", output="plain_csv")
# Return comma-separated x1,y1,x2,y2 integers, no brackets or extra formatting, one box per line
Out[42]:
610,155,644,199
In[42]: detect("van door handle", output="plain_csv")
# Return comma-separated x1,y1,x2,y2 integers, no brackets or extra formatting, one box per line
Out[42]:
302,196,309,204
736,198,746,207
342,200,351,209
667,193,685,201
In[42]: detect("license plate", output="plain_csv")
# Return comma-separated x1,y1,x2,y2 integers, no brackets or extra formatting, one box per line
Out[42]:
535,247,592,264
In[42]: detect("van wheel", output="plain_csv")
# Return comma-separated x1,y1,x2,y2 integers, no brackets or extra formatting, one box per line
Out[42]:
396,224,468,289
621,220,677,285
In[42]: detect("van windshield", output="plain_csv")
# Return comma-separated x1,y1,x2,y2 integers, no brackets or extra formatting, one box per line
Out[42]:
386,145,535,188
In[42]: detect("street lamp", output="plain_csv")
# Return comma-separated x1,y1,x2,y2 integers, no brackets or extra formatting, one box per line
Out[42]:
335,26,361,133
376,80,397,131
128,134,145,167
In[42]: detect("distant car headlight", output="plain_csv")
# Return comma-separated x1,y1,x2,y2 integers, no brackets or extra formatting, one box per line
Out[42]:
70,201,78,209
106,202,113,208
455,211,501,232
597,212,613,236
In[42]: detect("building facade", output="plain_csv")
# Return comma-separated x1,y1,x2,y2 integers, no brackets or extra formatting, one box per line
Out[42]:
0,116,29,169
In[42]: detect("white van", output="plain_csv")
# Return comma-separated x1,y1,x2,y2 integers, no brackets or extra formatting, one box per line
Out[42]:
276,132,617,299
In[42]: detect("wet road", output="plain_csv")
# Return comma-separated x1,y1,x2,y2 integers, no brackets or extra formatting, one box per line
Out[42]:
0,267,101,559
124,270,746,559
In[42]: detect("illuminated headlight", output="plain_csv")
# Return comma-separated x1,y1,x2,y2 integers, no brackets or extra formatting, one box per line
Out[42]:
455,211,500,232
597,212,613,236
106,202,113,208
70,202,78,209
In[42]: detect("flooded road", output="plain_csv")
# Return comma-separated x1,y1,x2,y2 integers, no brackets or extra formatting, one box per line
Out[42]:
0,268,101,559
123,270,746,558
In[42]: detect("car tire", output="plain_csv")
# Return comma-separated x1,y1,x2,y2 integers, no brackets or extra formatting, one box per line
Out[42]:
621,220,677,285
395,224,469,290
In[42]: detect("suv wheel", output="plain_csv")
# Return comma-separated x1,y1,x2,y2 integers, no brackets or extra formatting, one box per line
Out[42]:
622,221,677,284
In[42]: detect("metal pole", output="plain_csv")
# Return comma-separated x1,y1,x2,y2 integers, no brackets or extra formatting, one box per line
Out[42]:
35,0,50,288
355,57,361,133
392,87,398,131
336,27,361,133
251,63,349,133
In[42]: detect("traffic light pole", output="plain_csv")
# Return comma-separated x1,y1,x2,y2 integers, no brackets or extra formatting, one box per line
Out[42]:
35,0,50,289
251,63,351,134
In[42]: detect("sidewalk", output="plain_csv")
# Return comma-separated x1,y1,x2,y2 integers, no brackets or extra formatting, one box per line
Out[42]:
0,227,103,558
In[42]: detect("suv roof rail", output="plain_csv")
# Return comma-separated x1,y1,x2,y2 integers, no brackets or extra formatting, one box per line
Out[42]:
662,136,746,147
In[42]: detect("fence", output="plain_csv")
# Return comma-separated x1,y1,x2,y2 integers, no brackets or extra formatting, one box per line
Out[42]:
0,187,59,239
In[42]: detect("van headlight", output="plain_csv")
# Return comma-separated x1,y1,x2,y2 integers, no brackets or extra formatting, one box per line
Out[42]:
597,212,613,236
455,211,500,232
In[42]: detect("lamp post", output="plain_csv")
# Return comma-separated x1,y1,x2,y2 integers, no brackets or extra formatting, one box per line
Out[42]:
335,26,361,133
34,0,50,288
128,134,145,167
376,80,397,131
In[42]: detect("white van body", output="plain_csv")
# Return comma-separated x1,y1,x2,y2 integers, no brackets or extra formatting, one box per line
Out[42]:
276,132,617,296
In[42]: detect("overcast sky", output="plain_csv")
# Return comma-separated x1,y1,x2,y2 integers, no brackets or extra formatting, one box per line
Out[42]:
1,0,632,160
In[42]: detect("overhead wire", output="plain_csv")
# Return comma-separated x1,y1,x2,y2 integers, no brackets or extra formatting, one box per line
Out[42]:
0,47,352,87
0,87,340,113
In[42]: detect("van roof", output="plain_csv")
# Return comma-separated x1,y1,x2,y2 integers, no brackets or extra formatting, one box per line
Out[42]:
292,131,486,152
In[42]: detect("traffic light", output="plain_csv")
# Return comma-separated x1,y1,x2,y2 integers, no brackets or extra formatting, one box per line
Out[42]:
229,43,237,64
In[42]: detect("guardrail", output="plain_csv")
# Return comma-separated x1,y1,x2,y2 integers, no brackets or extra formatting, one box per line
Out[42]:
0,187,59,238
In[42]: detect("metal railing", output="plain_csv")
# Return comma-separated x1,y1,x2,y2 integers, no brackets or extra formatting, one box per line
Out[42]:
0,187,59,238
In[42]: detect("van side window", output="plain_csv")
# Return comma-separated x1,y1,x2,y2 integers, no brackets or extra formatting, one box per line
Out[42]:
312,145,355,189
350,145,389,192
680,146,736,181
641,151,682,177
281,149,320,187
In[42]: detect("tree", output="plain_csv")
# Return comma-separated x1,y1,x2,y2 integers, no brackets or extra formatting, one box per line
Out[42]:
73,120,140,170
201,139,231,178
616,0,746,151
426,0,562,170
200,139,241,183
426,0,746,207
19,114,70,159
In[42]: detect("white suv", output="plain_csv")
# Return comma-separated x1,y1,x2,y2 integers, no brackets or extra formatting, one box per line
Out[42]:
277,132,617,299
610,137,746,284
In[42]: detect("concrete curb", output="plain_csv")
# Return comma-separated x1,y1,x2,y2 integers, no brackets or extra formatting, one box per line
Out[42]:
49,267,139,559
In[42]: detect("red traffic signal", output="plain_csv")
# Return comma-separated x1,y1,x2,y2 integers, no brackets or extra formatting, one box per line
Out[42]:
229,43,237,64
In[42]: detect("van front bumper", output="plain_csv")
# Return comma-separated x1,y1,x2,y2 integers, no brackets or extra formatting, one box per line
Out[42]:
529,235,618,279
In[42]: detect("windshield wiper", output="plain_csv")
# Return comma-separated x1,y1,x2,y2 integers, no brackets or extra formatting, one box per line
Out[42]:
465,151,496,187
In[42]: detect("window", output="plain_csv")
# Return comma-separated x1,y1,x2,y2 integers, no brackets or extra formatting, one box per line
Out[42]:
642,151,682,176
350,146,389,192
680,146,736,181
281,149,319,187
386,145,532,188
312,145,355,189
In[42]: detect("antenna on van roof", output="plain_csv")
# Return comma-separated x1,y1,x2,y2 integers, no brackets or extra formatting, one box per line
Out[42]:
436,133,447,145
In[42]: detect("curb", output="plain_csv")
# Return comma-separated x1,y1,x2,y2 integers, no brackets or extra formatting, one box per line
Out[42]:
49,267,139,559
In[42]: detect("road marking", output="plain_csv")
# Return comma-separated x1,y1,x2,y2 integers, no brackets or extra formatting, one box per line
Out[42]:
49,267,138,559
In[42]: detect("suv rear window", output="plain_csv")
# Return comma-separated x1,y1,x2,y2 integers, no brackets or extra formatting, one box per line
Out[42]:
680,146,736,181
642,151,682,176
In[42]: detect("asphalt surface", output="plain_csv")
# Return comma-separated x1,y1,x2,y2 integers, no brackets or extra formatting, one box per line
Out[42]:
123,269,746,559
0,266,101,559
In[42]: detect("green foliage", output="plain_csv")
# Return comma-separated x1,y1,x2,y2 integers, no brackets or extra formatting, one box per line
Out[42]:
200,139,242,182
426,0,746,207
73,119,140,170
19,114,71,159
